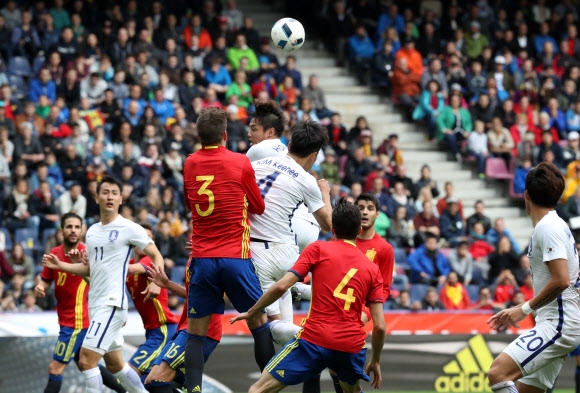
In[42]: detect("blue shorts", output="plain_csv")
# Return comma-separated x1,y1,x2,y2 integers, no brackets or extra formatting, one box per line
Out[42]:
266,338,369,386
53,326,87,364
129,324,177,373
152,329,220,384
188,257,264,318
570,345,580,357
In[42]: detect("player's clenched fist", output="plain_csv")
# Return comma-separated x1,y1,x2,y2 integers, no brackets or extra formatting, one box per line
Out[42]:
317,179,330,194
34,284,46,298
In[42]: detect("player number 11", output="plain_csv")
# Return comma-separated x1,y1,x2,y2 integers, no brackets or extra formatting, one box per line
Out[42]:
334,268,358,311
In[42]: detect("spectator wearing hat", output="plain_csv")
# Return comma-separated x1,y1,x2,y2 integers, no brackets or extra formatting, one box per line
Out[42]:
439,197,466,247
492,55,515,94
348,24,375,85
413,79,444,140
437,94,473,161
394,36,423,76
464,21,489,59
563,130,580,166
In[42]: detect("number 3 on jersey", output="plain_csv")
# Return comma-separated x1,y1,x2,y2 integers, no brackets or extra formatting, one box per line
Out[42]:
334,268,358,311
196,176,215,217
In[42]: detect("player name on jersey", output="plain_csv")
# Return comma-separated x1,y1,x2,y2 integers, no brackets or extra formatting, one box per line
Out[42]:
255,158,300,179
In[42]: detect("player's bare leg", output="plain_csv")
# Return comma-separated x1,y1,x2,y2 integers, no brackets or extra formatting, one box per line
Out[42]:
44,360,67,393
249,369,287,393
78,347,107,393
488,352,523,393
103,350,148,393
186,315,211,393
339,380,361,393
144,363,177,393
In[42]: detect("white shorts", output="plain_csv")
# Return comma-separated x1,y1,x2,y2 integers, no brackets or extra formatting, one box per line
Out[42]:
83,305,128,355
504,319,580,390
251,241,299,316
291,215,320,252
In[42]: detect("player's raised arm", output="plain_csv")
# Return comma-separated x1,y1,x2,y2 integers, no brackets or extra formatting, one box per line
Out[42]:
241,157,266,214
311,179,332,231
42,253,91,277
147,264,187,298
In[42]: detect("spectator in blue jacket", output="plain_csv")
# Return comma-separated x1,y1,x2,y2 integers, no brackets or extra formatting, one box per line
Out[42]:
276,55,302,92
439,198,466,247
205,57,232,95
566,99,580,132
122,84,147,118
413,80,444,139
376,4,405,38
542,97,567,138
534,22,558,56
408,233,450,285
487,217,522,254
349,24,375,85
29,68,57,104
149,88,175,125
513,156,532,194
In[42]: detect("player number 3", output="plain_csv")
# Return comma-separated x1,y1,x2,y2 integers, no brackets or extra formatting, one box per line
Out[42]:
334,268,358,311
195,176,215,217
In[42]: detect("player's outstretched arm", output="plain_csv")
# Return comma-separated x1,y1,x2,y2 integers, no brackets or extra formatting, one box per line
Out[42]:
42,253,90,276
147,265,187,298
141,243,165,300
366,302,386,389
488,258,570,331
312,179,332,231
230,272,299,323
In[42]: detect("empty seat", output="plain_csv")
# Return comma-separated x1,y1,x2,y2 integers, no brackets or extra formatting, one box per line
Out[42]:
15,228,39,252
485,157,513,180
409,283,429,303
8,56,33,77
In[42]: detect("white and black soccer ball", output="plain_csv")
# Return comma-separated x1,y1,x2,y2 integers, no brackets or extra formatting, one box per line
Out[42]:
271,18,305,53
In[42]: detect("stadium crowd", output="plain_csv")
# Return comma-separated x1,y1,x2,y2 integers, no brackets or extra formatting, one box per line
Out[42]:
0,0,576,316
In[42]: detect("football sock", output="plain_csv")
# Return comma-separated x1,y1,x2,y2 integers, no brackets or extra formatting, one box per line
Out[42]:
146,381,174,393
331,372,343,393
185,334,205,393
575,366,580,393
113,363,148,393
99,364,126,393
83,367,103,393
294,283,312,300
302,375,321,393
279,291,294,321
270,320,301,345
491,381,519,393
250,322,276,371
44,373,63,393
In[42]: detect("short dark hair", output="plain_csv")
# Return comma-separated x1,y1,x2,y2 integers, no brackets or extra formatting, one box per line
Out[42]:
288,120,329,158
97,175,123,194
252,100,285,137
60,212,82,229
196,108,227,145
424,232,438,242
355,193,380,211
140,222,154,234
525,162,565,208
332,198,361,240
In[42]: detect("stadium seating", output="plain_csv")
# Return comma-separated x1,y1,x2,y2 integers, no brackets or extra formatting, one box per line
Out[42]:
409,284,429,303
14,228,40,253
8,56,33,78
485,158,514,180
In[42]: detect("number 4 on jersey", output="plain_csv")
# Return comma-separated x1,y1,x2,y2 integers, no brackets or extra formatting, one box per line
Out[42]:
334,268,358,310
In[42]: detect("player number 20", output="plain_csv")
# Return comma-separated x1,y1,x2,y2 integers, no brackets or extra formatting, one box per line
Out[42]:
195,176,215,217
333,268,358,311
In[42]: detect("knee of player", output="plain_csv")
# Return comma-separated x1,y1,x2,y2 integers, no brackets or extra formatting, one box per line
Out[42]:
487,362,508,385
77,357,94,372
48,360,67,375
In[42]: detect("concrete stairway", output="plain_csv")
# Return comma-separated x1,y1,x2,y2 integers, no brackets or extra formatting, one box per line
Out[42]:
238,0,531,249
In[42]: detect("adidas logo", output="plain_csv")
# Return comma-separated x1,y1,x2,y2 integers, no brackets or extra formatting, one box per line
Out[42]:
191,385,201,392
434,335,493,392
190,307,196,314
276,370,285,378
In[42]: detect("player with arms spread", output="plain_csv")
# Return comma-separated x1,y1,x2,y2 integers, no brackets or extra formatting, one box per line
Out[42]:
250,119,332,345
183,107,275,393
487,162,580,393
35,212,125,393
125,223,179,377
231,200,386,393
43,175,166,393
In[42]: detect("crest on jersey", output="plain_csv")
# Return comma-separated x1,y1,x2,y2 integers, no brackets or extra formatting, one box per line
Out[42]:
365,249,377,262
109,230,119,242
547,247,554,253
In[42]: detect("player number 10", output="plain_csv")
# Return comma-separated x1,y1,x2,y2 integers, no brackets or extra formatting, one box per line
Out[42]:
333,268,358,311
195,176,215,217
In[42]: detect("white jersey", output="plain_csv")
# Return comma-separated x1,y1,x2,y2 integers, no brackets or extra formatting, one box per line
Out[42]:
527,211,580,326
250,155,325,244
85,215,153,310
246,139,288,162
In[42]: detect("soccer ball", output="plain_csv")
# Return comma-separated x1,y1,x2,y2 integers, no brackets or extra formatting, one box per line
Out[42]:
271,18,305,53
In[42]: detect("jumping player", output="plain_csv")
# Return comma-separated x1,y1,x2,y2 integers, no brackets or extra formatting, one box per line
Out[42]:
43,175,167,393
143,259,222,393
35,212,125,393
183,108,275,393
231,200,386,393
250,120,332,345
125,223,179,376
487,162,580,393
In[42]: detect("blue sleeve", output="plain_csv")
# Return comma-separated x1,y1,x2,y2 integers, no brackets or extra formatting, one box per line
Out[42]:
295,70,303,90
223,69,232,86
396,15,405,35
419,91,432,113
487,230,498,245
439,214,451,239
11,28,20,46
534,37,543,55
557,112,567,132
567,110,580,131
438,255,451,276
32,29,41,47
376,14,388,38
551,37,559,54
508,231,522,254
407,249,420,272
48,82,57,103
437,94,445,111
28,80,40,102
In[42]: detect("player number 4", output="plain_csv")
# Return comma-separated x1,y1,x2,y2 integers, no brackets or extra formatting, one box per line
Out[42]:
195,176,215,217
333,268,358,311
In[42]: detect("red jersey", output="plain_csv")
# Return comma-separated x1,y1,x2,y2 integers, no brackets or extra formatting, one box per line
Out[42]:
176,261,222,342
41,244,89,329
183,146,265,259
291,240,383,353
126,256,179,330
356,233,394,300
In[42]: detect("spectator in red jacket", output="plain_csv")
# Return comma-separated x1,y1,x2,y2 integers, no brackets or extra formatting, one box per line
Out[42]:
494,269,517,304
439,272,471,310
468,222,495,260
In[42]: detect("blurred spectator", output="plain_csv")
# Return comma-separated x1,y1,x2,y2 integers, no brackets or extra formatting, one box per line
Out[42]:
226,70,252,108
29,181,59,232
371,40,395,89
392,57,421,120
206,57,232,95
376,4,405,38
0,101,16,138
389,165,415,199
227,33,259,72
408,233,450,285
183,14,213,52
370,176,390,215
387,205,414,247
18,290,42,312
542,97,567,139
277,56,303,93
15,101,43,137
225,104,247,153
491,56,514,94
1,0,21,30
326,112,348,155
513,156,533,194
439,271,470,310
495,99,516,129
488,235,520,284
562,185,580,229
109,27,133,67
413,80,444,140
518,273,534,301
410,286,445,311
535,129,564,168
436,94,473,161
464,21,489,59
29,68,57,104
488,116,515,168
0,249,13,283
487,218,522,254
11,10,40,62
14,122,45,170
448,241,474,285
436,181,464,218
566,100,580,133
466,60,487,99
56,182,86,219
439,198,466,247
348,24,375,85
388,289,412,310
421,59,448,96
394,36,422,77
466,200,492,234
239,16,259,52
470,93,494,129
320,147,340,186
8,243,33,282
471,286,505,311
326,1,354,67
414,164,439,198
80,72,108,107
557,79,577,112
413,200,440,245
468,120,489,178
494,269,518,305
